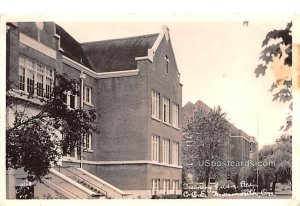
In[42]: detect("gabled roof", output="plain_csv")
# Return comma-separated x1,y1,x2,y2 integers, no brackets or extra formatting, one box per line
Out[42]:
81,33,159,73
182,100,253,141
55,24,94,69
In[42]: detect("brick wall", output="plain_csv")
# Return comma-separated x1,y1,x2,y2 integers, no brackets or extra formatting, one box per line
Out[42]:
94,73,148,161
145,35,183,165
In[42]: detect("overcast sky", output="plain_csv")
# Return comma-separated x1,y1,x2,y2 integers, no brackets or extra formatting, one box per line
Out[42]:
56,19,290,148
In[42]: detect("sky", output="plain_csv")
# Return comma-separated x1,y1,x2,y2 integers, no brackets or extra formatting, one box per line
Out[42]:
56,19,290,148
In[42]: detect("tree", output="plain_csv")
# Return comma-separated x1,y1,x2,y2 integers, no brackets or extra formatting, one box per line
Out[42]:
6,73,99,182
244,135,292,194
183,106,232,196
254,22,292,131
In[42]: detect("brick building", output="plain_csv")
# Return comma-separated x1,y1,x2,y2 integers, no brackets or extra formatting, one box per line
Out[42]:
181,100,257,185
6,22,183,199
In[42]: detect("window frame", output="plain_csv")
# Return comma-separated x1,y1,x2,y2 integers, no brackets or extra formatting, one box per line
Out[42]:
172,180,179,194
64,91,78,110
165,55,169,74
151,135,160,162
162,179,170,195
83,86,92,105
162,138,170,164
18,56,53,98
151,179,160,195
172,141,179,165
172,102,179,128
163,97,170,124
151,90,160,120
83,133,92,151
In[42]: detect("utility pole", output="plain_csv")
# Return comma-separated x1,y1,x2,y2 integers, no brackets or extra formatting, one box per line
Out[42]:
256,111,259,194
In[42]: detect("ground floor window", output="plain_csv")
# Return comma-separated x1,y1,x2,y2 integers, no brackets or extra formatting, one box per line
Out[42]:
172,180,180,194
15,185,34,199
151,179,160,195
162,179,170,195
209,178,216,184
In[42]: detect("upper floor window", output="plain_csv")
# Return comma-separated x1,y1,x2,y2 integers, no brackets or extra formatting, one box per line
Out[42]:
151,135,160,162
172,142,179,165
151,90,160,120
64,91,78,109
83,86,92,104
250,142,253,152
165,55,169,74
18,57,53,98
162,138,170,164
18,67,25,91
83,133,92,150
163,97,170,124
172,103,179,128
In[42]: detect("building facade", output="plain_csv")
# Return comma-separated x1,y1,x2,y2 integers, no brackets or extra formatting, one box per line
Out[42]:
181,100,257,186
6,22,183,198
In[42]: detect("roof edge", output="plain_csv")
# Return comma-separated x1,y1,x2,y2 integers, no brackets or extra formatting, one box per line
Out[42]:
62,55,139,79
135,25,169,63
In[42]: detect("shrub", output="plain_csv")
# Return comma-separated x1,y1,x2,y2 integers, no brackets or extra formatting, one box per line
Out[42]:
151,194,182,199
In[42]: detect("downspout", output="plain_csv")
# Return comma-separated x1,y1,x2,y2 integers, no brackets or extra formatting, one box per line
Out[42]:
79,71,86,168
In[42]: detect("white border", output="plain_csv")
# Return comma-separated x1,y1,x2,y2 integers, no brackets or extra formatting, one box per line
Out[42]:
1,11,299,206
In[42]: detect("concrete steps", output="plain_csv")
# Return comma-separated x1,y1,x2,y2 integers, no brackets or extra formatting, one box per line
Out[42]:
43,168,102,199
55,166,132,199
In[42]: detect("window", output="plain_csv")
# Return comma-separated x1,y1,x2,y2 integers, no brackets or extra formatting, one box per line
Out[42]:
172,180,179,194
64,91,78,109
163,97,170,124
15,186,34,199
36,72,44,97
83,86,92,104
19,66,25,91
162,179,170,195
27,69,35,95
18,57,53,98
165,55,169,74
151,90,160,119
151,135,160,162
209,178,216,184
185,140,193,147
250,142,253,152
83,133,92,150
172,103,179,128
151,179,160,195
69,94,76,109
45,67,53,99
172,142,179,165
162,139,170,164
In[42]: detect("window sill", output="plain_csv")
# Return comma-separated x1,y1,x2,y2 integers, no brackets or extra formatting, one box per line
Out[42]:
149,161,182,168
16,89,46,100
151,116,161,122
163,121,180,131
163,121,171,127
84,102,94,107
10,89,46,105
172,126,180,131
84,149,94,153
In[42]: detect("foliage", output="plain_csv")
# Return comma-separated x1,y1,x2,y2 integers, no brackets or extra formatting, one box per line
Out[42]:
254,22,292,131
151,194,182,199
255,22,292,77
244,135,292,194
183,106,232,195
6,73,99,182
216,179,237,194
